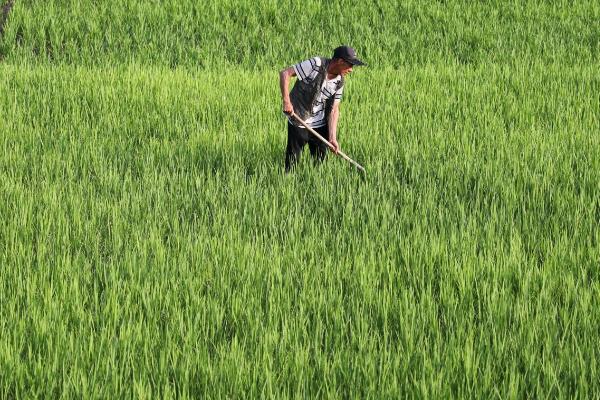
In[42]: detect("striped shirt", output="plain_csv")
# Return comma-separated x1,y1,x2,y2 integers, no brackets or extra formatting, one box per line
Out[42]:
290,57,343,128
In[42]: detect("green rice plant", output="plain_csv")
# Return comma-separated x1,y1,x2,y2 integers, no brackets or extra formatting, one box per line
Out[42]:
1,0,599,397
1,0,599,67
1,61,599,397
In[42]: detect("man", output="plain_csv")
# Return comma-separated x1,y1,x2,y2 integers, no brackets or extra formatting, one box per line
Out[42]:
279,45,366,171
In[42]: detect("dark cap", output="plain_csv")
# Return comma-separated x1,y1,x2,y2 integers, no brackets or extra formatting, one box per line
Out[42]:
332,45,366,66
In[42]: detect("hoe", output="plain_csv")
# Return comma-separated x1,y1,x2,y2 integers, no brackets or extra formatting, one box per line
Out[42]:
290,112,366,174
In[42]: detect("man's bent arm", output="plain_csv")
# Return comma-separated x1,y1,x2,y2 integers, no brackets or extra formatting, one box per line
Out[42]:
279,67,296,114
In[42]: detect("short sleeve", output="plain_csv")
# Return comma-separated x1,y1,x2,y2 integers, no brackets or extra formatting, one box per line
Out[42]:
293,57,321,82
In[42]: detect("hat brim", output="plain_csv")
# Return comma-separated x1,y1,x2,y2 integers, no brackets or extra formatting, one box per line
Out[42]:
345,58,366,66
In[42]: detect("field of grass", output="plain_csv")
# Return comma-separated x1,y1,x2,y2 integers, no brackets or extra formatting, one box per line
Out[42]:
2,0,600,67
1,1,600,398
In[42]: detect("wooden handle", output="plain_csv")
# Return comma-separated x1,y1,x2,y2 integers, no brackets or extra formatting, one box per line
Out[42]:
290,112,366,173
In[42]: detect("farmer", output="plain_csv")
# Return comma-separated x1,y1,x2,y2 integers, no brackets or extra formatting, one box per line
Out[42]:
279,45,366,171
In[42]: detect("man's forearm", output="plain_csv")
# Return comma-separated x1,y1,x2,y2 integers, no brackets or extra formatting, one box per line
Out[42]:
279,71,291,104
328,106,340,140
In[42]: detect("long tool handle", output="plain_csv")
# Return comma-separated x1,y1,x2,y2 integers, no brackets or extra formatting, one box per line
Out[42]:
290,112,366,173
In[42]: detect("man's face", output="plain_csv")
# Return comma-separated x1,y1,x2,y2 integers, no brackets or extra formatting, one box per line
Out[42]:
333,59,354,76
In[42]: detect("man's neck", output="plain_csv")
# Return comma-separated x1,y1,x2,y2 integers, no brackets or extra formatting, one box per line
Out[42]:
326,65,338,80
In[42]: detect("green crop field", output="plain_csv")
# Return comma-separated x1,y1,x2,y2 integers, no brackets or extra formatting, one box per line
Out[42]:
1,0,599,398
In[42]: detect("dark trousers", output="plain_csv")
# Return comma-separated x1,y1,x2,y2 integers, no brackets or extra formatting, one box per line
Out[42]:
285,122,329,171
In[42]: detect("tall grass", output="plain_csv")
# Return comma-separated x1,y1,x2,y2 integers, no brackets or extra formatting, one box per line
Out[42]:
1,0,599,67
1,61,599,397
2,0,599,397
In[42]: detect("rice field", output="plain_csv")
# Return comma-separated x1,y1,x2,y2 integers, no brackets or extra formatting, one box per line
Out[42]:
1,1,600,398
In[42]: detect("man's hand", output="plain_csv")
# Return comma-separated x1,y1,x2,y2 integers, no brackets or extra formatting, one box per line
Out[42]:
282,100,294,115
330,138,339,154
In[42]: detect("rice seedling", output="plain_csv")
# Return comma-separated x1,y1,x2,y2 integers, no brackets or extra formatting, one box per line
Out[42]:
1,1,599,397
